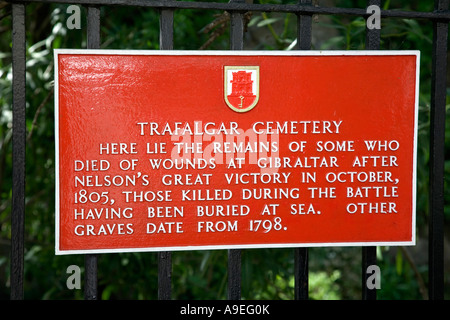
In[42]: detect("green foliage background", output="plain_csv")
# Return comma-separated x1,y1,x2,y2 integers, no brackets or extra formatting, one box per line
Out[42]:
0,0,449,300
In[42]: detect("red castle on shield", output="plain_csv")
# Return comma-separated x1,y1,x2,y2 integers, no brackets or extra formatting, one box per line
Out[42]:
224,66,259,113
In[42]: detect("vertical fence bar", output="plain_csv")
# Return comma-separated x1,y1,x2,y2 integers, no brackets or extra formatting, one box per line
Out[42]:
84,254,98,299
229,0,245,51
365,0,381,51
227,249,241,299
294,0,312,301
87,6,101,49
158,252,172,299
361,0,380,301
11,2,26,300
160,2,174,50
429,0,449,301
361,246,377,299
158,2,174,300
84,5,101,300
227,0,245,300
294,248,308,300
297,0,312,50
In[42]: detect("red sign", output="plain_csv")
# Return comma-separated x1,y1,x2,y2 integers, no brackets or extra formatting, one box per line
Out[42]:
55,50,419,254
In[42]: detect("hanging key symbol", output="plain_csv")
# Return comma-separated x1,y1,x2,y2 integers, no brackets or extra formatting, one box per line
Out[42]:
238,96,244,108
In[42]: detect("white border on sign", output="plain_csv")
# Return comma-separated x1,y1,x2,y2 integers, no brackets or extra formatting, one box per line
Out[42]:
54,49,420,255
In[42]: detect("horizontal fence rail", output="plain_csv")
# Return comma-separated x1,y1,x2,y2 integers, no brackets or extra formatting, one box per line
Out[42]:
9,0,449,300
12,0,450,21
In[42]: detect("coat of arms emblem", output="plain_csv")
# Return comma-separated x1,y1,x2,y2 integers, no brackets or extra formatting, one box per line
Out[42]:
224,66,259,113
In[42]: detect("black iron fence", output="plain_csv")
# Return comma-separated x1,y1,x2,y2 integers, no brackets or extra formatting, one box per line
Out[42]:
8,0,449,300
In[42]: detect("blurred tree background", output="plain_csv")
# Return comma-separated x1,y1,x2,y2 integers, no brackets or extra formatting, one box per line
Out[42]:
0,0,449,299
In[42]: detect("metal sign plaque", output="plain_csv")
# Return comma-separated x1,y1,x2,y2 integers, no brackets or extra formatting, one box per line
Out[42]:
54,50,419,254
